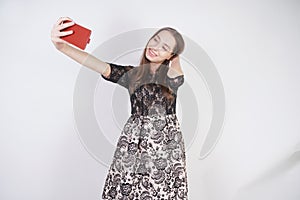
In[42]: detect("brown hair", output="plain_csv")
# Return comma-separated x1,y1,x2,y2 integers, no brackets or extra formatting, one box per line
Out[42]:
128,27,185,102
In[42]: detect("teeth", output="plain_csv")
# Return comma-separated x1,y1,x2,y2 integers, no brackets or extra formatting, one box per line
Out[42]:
149,49,156,56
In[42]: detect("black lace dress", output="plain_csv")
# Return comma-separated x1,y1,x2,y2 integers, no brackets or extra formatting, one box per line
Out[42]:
100,62,188,200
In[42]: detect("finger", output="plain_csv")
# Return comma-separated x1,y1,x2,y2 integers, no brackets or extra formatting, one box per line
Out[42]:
58,30,74,37
58,16,73,25
51,28,72,40
55,16,74,26
58,21,75,30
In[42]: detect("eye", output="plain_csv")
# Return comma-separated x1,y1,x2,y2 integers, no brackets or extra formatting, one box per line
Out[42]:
163,46,168,51
154,38,158,42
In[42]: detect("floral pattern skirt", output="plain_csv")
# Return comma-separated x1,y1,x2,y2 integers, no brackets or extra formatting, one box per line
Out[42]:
102,113,188,200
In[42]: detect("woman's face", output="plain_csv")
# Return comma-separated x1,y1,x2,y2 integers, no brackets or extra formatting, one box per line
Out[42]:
146,30,176,63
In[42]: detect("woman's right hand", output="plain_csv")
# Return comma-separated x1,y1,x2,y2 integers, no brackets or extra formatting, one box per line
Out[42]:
50,17,75,51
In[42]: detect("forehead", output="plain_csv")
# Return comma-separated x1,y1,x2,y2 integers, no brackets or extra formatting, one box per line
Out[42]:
155,30,176,49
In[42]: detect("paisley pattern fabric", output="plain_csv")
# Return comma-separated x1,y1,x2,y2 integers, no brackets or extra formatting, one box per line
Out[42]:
101,62,188,200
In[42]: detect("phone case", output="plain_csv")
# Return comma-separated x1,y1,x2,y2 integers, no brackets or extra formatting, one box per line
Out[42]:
61,20,92,50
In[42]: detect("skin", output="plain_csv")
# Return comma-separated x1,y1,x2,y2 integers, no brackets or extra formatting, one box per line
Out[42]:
50,17,184,78
146,30,183,78
167,55,184,78
146,30,184,77
51,17,110,75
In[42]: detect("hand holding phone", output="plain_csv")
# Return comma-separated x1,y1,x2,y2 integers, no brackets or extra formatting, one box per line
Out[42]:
60,20,92,50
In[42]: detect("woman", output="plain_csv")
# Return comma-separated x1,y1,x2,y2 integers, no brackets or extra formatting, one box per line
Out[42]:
51,16,188,199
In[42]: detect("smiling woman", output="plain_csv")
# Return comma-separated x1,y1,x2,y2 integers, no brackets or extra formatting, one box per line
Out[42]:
51,17,188,199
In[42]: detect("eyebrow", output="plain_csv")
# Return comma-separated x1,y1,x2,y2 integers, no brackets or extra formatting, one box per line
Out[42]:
156,35,171,50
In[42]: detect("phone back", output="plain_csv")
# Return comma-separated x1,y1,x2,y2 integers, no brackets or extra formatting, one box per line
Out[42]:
61,20,91,50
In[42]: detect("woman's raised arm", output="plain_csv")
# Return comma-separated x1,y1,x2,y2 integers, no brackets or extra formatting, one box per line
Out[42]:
50,16,110,76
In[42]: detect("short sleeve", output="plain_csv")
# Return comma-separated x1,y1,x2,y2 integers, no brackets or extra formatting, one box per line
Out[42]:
166,75,184,91
101,62,134,88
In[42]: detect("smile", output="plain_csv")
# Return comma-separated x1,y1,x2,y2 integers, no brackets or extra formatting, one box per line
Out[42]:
148,48,157,57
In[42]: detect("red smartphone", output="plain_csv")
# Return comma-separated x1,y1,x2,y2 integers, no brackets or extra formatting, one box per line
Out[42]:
61,20,92,50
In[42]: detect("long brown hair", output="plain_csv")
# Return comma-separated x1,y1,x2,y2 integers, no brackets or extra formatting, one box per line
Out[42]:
128,27,185,102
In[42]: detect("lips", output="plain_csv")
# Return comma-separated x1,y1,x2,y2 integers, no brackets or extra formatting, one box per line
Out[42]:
148,48,157,57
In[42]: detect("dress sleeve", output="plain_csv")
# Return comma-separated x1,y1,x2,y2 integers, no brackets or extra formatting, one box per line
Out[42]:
166,74,185,91
101,62,134,88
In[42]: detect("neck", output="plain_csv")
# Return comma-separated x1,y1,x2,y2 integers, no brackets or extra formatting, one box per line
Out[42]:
149,62,162,74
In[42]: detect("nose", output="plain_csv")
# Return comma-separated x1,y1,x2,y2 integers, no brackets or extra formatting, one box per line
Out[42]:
151,46,163,53
149,43,163,51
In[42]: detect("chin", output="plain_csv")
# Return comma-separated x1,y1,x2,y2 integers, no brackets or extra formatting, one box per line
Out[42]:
146,55,158,63
145,54,153,62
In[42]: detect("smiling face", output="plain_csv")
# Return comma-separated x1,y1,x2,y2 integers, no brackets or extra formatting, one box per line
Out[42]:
146,30,176,63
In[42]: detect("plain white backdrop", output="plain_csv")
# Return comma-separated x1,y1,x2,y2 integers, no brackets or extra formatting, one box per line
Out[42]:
0,0,300,199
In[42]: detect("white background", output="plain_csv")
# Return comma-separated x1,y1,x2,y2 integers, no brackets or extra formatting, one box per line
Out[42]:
0,0,300,199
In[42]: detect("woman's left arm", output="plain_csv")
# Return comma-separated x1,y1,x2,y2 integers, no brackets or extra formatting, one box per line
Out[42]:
167,55,184,78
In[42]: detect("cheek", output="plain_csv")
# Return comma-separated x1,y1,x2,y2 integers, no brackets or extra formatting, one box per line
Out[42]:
147,40,156,47
159,52,170,58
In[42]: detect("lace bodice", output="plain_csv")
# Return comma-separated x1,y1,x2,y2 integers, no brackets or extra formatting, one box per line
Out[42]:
101,62,184,116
